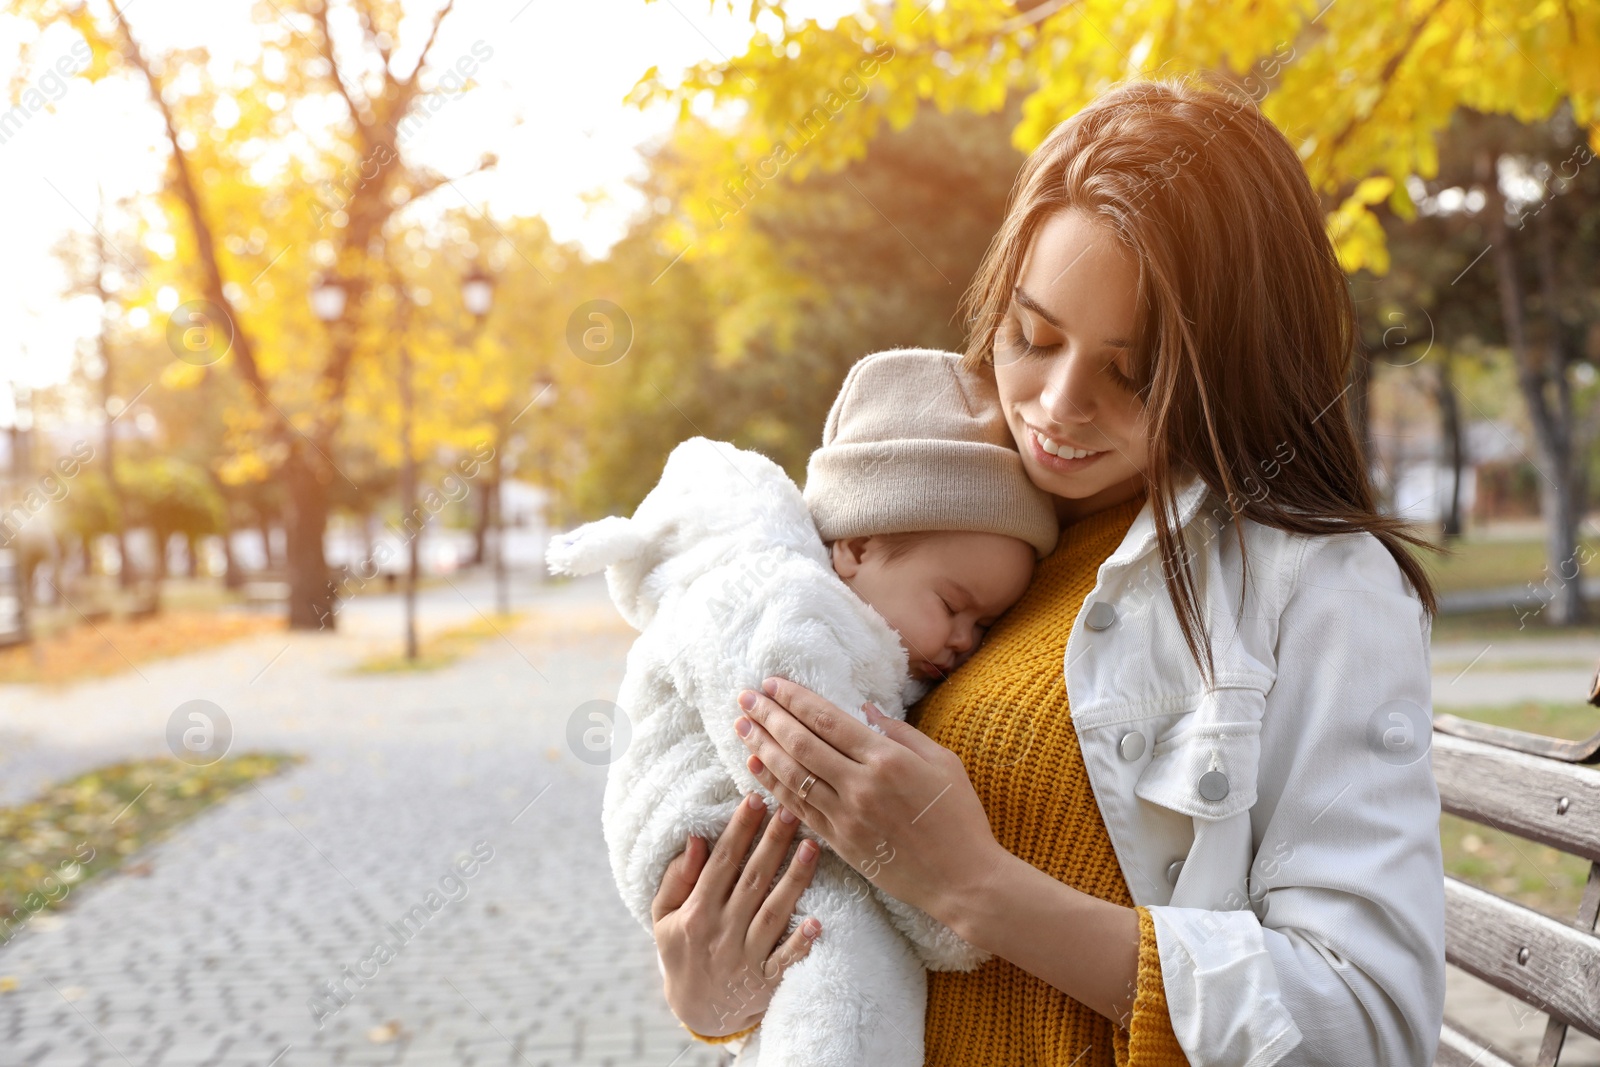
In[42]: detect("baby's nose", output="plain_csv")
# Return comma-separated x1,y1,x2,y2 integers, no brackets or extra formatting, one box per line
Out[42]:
949,623,977,654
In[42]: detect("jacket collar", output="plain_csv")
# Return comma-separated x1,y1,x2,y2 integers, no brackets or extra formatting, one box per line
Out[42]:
1104,468,1213,570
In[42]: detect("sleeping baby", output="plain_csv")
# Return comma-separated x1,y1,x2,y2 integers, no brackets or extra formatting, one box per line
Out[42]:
544,347,1058,1067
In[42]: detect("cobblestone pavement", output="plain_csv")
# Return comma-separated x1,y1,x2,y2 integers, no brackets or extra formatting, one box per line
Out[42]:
3,575,1597,1065
0,574,726,1067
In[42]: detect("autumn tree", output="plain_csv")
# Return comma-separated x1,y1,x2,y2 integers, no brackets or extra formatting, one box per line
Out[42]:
634,0,1600,623
13,0,499,628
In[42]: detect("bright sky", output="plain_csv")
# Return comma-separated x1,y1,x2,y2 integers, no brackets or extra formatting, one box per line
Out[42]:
0,0,854,417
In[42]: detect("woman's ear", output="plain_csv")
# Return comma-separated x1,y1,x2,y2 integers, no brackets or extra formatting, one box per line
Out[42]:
830,536,872,579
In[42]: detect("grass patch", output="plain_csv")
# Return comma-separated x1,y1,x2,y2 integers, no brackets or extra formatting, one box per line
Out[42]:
0,753,299,945
1440,813,1591,920
1435,699,1600,742
0,610,284,685
1414,536,1600,596
1429,606,1600,644
1434,700,1599,920
352,612,525,674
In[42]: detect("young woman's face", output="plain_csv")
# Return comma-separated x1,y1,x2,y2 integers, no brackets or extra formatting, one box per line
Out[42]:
992,208,1150,519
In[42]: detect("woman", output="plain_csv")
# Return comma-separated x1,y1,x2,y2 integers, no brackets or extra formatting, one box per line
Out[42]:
648,76,1447,1066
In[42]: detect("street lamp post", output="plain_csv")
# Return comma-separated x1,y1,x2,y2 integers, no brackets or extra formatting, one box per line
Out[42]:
310,276,348,325
461,266,495,322
398,326,419,659
524,373,557,592
397,288,419,662
459,265,508,615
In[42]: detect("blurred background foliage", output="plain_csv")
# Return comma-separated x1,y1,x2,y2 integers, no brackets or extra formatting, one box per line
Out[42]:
3,0,1599,630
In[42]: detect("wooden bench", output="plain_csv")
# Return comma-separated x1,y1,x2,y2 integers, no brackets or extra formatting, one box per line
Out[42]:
1431,672,1600,1067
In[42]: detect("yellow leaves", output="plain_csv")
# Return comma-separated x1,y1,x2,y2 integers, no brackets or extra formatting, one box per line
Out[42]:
159,360,208,390
0,612,284,685
1387,174,1417,221
62,7,119,83
1327,179,1394,275
1352,175,1395,205
0,753,298,932
634,0,1595,292
217,451,274,486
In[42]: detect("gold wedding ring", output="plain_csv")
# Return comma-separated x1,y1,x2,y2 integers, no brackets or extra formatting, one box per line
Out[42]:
798,774,818,800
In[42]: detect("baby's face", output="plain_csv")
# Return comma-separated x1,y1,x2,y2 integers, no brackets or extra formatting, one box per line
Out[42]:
831,531,1036,681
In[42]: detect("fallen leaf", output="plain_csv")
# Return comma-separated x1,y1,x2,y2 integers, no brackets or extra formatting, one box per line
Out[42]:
367,1020,404,1043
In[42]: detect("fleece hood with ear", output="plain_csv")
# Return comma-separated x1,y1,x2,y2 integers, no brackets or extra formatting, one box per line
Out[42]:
545,437,829,631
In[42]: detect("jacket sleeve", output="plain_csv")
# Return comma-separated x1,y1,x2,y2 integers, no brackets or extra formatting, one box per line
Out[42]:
1142,532,1446,1067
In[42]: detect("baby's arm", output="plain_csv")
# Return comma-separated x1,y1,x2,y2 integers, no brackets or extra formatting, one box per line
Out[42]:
599,629,746,936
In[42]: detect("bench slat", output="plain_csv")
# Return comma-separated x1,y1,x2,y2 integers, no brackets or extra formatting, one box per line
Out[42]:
1433,732,1600,862
1435,1020,1519,1067
1444,876,1600,1041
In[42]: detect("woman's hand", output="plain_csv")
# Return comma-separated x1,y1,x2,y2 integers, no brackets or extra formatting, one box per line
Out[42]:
732,678,1007,931
650,789,825,1037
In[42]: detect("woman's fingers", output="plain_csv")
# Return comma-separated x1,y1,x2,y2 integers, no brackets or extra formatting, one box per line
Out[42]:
736,686,864,782
737,720,839,827
761,677,881,762
694,791,769,906
758,911,823,988
724,802,801,926
650,833,707,924
747,832,822,962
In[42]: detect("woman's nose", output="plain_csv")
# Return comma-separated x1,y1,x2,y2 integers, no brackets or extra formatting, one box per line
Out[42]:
1038,348,1099,424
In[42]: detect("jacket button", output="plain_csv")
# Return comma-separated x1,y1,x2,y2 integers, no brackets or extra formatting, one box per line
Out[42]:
1166,859,1185,886
1117,731,1146,761
1084,601,1116,631
1198,770,1230,801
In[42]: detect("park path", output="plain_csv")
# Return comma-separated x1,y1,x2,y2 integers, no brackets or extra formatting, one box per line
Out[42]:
0,573,724,1067
1,573,1597,1065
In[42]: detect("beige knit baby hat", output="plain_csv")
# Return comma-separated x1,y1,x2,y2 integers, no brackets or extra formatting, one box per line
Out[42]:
803,348,1060,558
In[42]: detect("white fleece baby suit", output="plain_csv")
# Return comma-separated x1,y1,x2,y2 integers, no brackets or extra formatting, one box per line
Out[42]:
546,435,989,1067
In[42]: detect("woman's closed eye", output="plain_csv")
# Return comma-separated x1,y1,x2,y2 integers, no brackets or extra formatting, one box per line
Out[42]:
1104,358,1140,394
999,316,1058,360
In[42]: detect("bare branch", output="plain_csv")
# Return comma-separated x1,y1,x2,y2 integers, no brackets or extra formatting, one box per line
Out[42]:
401,0,456,89
355,2,394,71
403,152,498,204
309,0,371,135
104,0,286,442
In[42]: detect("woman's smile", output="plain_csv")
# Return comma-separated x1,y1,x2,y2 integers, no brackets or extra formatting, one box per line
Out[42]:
1025,424,1109,469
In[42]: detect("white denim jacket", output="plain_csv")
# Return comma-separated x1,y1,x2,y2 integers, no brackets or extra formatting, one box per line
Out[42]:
1072,472,1446,1066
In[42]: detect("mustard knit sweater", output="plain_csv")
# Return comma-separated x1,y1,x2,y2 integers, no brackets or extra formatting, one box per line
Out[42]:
910,494,1187,1066
686,495,1188,1065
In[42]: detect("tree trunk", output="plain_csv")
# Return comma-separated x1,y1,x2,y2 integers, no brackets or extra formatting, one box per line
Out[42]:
472,475,490,567
1533,204,1586,622
258,513,276,570
1350,345,1374,474
283,451,335,630
1436,352,1465,539
1481,146,1585,625
221,524,243,589
90,206,135,593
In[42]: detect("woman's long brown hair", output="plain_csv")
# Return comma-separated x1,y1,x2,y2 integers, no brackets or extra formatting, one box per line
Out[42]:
959,75,1437,681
